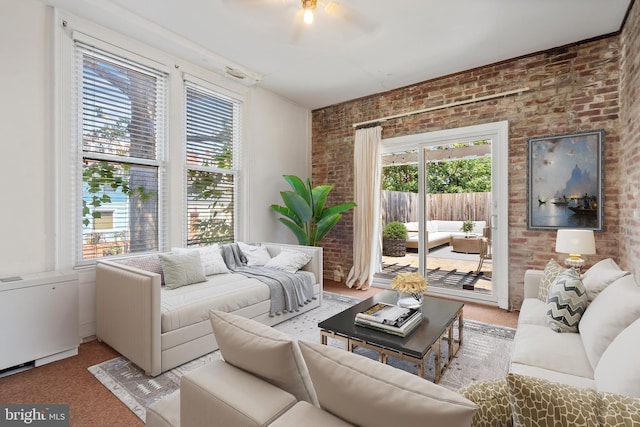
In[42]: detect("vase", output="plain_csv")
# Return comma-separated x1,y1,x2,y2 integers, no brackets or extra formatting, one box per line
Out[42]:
397,292,423,309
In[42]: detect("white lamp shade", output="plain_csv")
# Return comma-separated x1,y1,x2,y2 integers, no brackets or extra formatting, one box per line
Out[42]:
555,229,596,255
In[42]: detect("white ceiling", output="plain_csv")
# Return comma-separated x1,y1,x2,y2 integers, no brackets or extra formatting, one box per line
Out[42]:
42,0,631,110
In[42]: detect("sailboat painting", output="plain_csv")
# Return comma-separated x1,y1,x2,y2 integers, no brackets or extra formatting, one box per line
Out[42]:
527,130,604,230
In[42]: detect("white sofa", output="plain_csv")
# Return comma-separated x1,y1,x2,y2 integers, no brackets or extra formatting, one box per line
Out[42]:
95,243,323,377
405,220,486,250
510,259,640,397
147,310,477,427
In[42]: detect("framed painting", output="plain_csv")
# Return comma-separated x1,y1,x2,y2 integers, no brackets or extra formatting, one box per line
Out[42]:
527,129,604,231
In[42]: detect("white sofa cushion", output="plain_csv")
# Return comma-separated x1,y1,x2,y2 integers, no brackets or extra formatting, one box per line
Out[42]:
208,310,318,404
509,363,596,390
237,242,272,266
509,323,593,379
298,340,477,427
517,298,548,327
546,269,589,333
159,252,207,289
579,274,640,370
264,249,312,273
594,317,640,397
405,222,420,232
581,258,629,302
171,245,229,276
160,273,269,332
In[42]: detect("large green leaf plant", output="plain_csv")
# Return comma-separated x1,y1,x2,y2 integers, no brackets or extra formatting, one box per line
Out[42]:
270,175,356,246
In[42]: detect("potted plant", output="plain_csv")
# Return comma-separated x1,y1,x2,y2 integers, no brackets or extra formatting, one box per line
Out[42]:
461,220,475,236
383,221,408,257
270,175,356,246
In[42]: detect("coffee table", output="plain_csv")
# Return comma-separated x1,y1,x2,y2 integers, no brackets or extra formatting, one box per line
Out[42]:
318,291,463,383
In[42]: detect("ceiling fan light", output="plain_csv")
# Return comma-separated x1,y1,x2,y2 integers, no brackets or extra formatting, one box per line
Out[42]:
301,0,317,25
303,9,314,24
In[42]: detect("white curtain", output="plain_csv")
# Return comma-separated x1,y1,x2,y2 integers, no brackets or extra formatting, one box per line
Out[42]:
346,126,382,290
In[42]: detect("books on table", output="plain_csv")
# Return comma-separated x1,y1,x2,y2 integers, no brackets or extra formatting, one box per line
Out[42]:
354,302,422,337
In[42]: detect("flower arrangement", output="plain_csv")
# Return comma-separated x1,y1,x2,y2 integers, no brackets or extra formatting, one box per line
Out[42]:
390,272,428,301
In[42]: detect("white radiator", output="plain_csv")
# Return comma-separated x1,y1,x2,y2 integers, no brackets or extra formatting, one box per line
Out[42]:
0,271,79,374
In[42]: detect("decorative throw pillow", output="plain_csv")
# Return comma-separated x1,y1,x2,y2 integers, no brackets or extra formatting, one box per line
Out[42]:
506,373,600,427
598,390,640,426
158,252,207,289
537,259,566,302
459,378,512,427
208,310,317,404
581,258,629,302
594,317,640,398
264,250,312,273
237,242,272,266
114,254,165,284
171,245,228,276
578,274,640,369
298,340,477,427
507,373,640,427
546,269,588,333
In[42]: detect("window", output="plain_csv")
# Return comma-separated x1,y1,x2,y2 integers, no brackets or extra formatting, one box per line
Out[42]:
93,211,114,230
185,82,240,246
75,41,167,261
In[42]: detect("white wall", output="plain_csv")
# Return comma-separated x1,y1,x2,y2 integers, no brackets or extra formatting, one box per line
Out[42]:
243,87,312,244
0,0,53,277
0,0,311,338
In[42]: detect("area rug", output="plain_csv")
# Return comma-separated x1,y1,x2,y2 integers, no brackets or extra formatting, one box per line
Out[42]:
88,292,515,422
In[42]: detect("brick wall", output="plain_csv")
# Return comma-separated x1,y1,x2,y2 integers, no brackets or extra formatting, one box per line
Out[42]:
312,34,625,309
620,1,640,276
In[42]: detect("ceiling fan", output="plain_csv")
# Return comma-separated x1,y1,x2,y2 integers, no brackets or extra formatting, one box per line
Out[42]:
222,0,376,38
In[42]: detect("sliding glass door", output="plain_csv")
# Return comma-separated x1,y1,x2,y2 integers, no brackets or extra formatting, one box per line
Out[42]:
376,121,509,309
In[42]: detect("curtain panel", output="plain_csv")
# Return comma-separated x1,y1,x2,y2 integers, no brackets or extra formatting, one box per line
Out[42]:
346,126,382,290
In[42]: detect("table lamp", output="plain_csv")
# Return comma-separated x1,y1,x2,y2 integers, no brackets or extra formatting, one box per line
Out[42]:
555,229,596,271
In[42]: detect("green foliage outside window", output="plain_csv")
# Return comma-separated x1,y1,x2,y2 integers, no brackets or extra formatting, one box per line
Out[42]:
382,142,492,194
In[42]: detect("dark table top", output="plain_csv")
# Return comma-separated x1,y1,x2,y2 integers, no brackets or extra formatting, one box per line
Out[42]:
318,291,464,359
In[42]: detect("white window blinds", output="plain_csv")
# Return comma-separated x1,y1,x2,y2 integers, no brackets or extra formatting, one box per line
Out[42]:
75,41,167,261
185,82,240,246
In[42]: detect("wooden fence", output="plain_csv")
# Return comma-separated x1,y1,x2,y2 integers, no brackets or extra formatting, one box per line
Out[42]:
381,190,491,224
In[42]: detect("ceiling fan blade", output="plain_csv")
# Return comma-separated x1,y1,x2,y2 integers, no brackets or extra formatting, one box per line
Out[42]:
289,10,305,44
323,1,377,33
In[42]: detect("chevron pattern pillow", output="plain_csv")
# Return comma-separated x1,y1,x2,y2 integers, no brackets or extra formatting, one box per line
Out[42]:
546,269,589,333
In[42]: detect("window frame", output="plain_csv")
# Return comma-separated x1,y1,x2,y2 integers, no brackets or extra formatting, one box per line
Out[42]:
74,39,168,263
184,78,242,247
54,10,248,269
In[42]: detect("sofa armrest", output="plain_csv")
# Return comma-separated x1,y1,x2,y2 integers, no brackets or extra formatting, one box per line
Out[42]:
523,269,544,300
96,261,162,376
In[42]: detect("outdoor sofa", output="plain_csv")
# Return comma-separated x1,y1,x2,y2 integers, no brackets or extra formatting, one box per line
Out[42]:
404,220,486,250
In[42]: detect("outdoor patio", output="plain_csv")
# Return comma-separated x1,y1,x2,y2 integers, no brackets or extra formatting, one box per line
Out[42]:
380,244,492,294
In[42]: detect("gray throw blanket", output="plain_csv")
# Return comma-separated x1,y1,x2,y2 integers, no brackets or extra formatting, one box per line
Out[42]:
221,243,315,316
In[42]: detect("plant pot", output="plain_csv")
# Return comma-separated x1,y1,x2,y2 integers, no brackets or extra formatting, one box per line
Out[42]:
383,238,406,257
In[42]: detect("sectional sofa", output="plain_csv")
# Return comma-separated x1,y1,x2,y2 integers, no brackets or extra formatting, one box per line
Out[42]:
146,310,478,427
95,242,323,377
